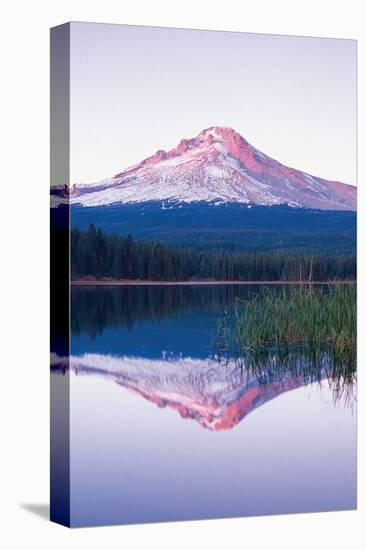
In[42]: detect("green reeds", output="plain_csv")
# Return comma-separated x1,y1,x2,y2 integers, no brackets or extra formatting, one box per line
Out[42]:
214,285,356,386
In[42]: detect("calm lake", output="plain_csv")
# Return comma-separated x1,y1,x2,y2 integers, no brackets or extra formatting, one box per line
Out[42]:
53,284,357,527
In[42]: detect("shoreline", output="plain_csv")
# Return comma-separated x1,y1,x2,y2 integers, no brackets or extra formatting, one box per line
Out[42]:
71,279,356,287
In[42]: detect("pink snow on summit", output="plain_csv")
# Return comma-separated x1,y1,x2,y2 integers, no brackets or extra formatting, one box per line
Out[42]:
65,126,356,210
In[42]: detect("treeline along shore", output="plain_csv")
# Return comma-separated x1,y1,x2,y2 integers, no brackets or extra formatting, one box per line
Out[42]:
70,225,356,282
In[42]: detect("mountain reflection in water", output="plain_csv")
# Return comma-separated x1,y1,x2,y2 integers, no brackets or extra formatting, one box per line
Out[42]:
63,285,358,431
51,284,357,525
51,351,355,431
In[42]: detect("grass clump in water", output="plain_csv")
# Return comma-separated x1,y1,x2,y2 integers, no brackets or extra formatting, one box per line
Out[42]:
214,285,356,375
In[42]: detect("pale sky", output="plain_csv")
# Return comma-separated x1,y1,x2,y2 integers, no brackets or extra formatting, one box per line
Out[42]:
70,22,356,186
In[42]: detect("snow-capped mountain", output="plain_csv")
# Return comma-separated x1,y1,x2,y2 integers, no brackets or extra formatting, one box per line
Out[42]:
63,126,355,210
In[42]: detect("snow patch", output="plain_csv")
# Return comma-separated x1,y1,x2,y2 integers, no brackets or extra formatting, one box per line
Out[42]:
204,165,227,178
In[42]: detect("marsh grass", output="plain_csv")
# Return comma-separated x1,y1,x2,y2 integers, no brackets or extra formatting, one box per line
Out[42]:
214,285,356,397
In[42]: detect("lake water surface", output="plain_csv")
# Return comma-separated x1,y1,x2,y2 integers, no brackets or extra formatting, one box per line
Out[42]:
54,284,357,526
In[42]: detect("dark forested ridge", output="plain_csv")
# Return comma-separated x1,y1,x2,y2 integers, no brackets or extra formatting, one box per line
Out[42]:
71,202,356,256
70,225,356,282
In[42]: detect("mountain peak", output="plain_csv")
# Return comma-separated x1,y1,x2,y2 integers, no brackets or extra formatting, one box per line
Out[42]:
198,126,246,143
64,126,356,211
143,127,247,166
